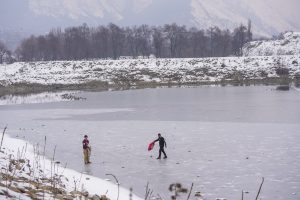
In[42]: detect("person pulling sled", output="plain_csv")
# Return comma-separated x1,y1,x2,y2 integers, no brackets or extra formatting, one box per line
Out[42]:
153,133,167,159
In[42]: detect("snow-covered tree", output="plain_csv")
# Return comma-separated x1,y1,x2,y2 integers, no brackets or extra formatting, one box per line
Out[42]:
0,41,13,64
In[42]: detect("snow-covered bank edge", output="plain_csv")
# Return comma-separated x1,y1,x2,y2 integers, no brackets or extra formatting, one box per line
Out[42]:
1,78,300,101
0,55,300,96
0,132,143,200
0,91,86,105
1,55,300,88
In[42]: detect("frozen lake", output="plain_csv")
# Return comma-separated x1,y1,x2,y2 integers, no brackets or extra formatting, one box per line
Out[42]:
1,86,300,200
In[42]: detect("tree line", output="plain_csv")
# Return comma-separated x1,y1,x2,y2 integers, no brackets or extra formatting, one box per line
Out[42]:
13,21,252,62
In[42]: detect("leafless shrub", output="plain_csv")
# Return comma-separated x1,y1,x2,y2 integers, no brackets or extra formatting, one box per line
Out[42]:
169,183,188,200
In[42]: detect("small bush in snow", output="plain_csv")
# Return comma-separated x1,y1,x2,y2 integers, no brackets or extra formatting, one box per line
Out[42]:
275,68,289,76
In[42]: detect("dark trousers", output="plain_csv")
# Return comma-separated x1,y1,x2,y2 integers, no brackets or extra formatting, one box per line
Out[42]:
158,146,167,158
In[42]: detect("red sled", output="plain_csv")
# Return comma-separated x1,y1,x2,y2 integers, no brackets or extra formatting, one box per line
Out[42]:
148,142,155,151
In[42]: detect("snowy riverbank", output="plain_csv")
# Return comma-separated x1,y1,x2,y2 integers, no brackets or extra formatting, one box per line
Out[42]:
1,31,300,95
0,132,143,200
0,55,299,93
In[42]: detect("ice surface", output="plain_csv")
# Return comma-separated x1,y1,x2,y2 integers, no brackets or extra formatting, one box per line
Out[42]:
0,86,300,200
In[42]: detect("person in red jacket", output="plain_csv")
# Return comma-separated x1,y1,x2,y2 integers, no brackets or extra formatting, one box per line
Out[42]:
82,135,91,164
153,133,167,159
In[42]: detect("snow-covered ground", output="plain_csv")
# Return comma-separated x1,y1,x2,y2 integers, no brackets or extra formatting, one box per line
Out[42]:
0,132,143,200
0,55,299,87
0,91,84,105
243,32,300,56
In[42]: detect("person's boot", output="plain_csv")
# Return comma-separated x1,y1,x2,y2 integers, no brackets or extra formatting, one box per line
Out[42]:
163,156,167,159
156,157,161,159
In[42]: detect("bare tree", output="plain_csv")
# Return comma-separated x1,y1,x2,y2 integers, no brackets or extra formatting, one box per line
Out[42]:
92,26,110,59
247,19,253,42
232,24,248,56
46,28,64,60
109,23,125,59
16,36,37,61
15,22,253,61
0,41,12,64
189,28,208,58
152,26,165,58
164,23,188,58
137,24,151,58
124,26,138,58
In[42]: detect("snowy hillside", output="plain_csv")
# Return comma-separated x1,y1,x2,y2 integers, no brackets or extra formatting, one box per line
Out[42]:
243,32,300,56
0,55,299,88
190,0,300,36
1,0,300,36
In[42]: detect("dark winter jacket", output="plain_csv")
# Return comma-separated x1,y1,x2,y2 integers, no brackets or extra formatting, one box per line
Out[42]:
82,139,89,149
154,137,167,148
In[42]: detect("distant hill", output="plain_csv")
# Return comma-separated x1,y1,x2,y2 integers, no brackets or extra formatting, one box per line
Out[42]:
0,0,300,37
